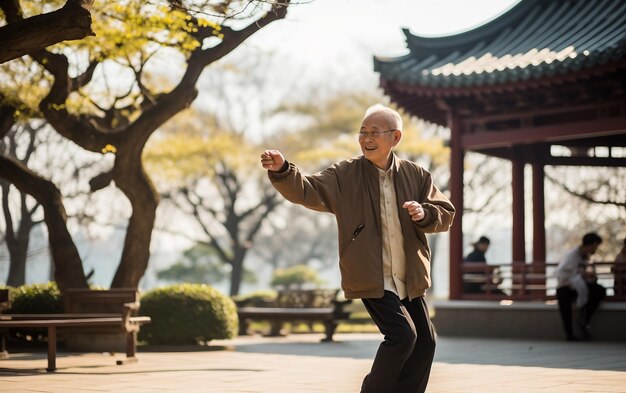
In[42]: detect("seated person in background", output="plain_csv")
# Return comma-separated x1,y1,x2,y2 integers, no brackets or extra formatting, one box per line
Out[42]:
613,237,626,296
465,236,490,262
555,232,606,341
463,236,503,294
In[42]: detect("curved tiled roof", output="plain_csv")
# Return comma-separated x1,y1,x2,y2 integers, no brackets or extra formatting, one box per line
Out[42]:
374,0,626,88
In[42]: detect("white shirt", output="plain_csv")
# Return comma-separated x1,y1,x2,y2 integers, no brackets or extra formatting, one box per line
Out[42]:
555,247,587,288
378,164,407,299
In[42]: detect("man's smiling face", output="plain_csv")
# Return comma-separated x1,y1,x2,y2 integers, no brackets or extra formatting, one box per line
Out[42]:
359,111,401,170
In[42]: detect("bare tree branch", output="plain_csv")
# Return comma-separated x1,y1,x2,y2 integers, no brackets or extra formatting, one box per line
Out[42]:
546,172,626,209
0,0,95,64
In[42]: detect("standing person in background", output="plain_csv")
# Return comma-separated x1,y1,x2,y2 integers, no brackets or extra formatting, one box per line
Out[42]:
555,232,606,341
260,104,455,393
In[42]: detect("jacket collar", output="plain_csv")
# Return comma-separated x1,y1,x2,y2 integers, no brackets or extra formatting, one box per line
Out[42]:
361,153,400,176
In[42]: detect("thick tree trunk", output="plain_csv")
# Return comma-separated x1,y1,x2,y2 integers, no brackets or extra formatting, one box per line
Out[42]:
0,155,87,289
6,206,32,287
0,0,94,64
229,248,247,296
3,180,38,287
110,149,158,288
6,231,28,287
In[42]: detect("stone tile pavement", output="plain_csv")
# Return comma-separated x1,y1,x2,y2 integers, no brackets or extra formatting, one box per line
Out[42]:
1,333,625,392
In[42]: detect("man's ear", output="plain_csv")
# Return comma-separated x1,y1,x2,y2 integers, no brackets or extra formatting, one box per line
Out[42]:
393,130,402,146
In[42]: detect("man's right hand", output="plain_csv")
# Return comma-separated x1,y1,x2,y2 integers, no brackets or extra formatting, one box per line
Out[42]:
260,149,286,172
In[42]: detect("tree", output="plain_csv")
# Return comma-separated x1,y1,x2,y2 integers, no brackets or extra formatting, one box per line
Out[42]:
145,114,281,295
0,118,89,288
156,242,257,285
0,120,105,286
1,122,45,286
0,0,95,64
0,0,292,289
545,167,626,212
251,203,338,271
544,165,626,261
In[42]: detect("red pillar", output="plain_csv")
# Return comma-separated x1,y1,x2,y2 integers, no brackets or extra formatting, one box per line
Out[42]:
511,155,526,262
532,163,546,262
448,112,464,300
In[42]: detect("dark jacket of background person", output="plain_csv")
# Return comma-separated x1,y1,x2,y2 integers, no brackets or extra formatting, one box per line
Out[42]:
268,154,455,300
464,236,490,263
464,248,487,262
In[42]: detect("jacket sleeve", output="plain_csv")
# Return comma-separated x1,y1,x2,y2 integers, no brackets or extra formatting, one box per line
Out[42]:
267,161,339,214
413,170,455,233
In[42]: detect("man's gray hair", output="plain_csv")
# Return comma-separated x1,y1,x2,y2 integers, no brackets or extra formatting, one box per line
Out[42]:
363,104,403,131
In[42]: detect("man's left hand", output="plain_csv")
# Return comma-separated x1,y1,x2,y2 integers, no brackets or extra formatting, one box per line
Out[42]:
403,201,425,222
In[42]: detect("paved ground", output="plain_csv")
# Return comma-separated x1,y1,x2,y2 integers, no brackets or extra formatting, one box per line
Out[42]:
1,333,625,392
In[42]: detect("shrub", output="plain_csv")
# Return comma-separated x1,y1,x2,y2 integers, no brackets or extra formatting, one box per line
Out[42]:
139,283,238,345
7,282,63,314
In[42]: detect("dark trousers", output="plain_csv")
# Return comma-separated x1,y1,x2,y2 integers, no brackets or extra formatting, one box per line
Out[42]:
360,291,436,393
556,283,606,338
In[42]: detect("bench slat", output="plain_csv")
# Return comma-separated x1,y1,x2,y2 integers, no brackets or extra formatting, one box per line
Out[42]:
0,317,150,328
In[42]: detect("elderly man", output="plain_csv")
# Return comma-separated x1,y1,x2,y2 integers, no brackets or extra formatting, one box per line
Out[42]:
260,104,455,393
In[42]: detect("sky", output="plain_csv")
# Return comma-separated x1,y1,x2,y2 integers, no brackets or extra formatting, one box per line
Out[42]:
241,0,521,89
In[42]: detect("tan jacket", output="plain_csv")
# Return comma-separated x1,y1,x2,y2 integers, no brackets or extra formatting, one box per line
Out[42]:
268,155,455,300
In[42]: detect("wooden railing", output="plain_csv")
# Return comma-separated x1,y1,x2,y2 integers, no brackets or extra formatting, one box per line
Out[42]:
460,261,626,301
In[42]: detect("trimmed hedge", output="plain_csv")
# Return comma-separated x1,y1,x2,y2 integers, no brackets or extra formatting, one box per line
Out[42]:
3,282,63,343
139,283,238,345
6,282,63,314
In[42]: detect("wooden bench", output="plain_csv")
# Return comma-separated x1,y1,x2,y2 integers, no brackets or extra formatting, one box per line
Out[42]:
236,289,352,342
0,288,150,372
0,289,8,312
461,262,626,301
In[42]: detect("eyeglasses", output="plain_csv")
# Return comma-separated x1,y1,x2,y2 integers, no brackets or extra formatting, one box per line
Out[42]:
357,130,396,138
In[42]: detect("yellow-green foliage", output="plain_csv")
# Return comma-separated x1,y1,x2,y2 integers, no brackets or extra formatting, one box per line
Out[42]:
0,1,224,119
145,130,253,182
143,109,257,185
139,283,238,345
0,57,51,118
397,124,450,166
71,2,221,61
7,282,63,314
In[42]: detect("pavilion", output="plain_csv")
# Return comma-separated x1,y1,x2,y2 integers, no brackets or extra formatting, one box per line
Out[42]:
374,0,626,304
